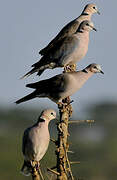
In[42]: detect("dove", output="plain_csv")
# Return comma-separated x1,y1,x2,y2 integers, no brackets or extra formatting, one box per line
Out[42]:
21,109,56,176
39,3,100,55
16,64,104,105
21,20,96,79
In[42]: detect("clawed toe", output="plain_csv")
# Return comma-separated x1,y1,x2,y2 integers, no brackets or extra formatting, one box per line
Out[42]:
64,64,77,72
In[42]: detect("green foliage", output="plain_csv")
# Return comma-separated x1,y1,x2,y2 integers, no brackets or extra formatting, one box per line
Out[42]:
0,102,117,180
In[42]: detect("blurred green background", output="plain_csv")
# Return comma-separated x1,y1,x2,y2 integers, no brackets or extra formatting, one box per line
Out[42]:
0,101,117,180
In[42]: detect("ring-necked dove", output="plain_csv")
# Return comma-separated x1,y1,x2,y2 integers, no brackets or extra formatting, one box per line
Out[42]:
39,3,100,55
16,64,104,104
21,109,56,176
21,20,96,79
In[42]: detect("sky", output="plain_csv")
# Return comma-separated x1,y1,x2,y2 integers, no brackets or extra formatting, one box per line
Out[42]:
0,0,116,115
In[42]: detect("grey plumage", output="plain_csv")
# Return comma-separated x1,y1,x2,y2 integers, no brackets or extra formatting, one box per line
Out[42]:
39,3,100,55
21,109,56,176
21,20,96,79
16,64,104,104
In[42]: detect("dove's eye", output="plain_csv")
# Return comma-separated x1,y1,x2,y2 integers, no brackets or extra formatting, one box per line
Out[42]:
94,66,97,69
93,6,96,9
51,112,54,115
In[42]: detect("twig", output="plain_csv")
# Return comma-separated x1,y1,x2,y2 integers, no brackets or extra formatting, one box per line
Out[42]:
68,120,94,124
67,150,74,154
38,168,45,180
47,167,60,175
65,145,74,180
70,161,80,165
31,161,41,180
50,138,57,144
31,168,40,180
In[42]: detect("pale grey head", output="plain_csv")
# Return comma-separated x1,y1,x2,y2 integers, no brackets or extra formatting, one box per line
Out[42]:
83,3,100,15
85,63,104,74
40,109,56,122
78,20,97,32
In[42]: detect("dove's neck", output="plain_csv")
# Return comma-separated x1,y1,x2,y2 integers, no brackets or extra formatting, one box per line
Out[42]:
75,70,94,84
81,69,94,80
81,13,91,19
76,13,91,22
37,117,49,127
81,9,92,19
76,30,89,41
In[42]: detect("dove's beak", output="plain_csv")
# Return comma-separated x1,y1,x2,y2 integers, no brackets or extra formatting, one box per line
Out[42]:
97,10,100,15
92,27,97,32
89,25,97,32
100,70,104,74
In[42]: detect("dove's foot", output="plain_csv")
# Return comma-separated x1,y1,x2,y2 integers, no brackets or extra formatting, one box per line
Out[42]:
35,162,40,171
64,64,77,73
31,160,40,171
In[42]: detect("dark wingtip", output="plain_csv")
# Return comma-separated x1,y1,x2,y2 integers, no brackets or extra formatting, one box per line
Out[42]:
37,69,44,76
20,72,31,80
15,101,19,104
14,102,17,104
100,70,104,74
39,50,41,53
39,49,44,55
26,84,28,87
19,75,26,80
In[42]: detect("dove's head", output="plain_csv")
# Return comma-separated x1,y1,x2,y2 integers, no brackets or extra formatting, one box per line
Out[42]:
83,4,100,15
78,20,97,32
40,109,56,122
86,63,104,74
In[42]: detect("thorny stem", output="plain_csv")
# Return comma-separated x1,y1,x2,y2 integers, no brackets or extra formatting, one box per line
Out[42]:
56,65,76,180
38,168,45,180
48,64,95,179
57,108,66,179
31,161,42,180
48,64,79,179
56,98,74,180
31,167,40,180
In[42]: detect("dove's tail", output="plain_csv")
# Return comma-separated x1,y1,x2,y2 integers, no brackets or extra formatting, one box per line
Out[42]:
20,68,38,79
20,161,31,176
20,67,45,79
15,92,36,104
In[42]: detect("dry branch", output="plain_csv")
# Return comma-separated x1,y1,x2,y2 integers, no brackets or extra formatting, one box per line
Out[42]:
56,65,76,180
31,161,44,180
31,167,40,180
57,99,73,180
47,167,60,176
69,120,94,124
48,64,94,179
